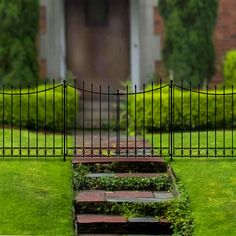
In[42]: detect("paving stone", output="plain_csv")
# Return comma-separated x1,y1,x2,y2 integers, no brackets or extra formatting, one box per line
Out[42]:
115,173,161,178
153,192,174,200
86,173,116,178
73,157,164,164
106,191,154,199
107,197,163,203
77,214,127,223
76,191,106,202
128,217,158,223
86,173,161,178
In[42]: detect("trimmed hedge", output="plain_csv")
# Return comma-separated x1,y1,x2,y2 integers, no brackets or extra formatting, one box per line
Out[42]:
128,86,235,132
223,50,236,88
0,84,79,131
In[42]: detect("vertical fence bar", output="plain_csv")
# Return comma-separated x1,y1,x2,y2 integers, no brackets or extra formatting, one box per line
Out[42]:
2,84,4,158
198,83,200,157
223,85,226,156
91,84,93,157
44,81,47,157
63,80,67,161
116,90,120,156
99,85,102,157
169,80,173,161
53,79,55,156
19,84,22,158
197,83,201,157
74,79,77,156
206,84,209,158
143,83,145,156
61,83,63,155
232,85,234,157
152,82,154,157
36,83,39,157
181,80,184,156
28,84,30,158
108,86,110,157
126,85,129,156
189,82,192,158
82,82,85,157
11,86,13,156
215,85,217,158
135,85,137,157
160,79,162,156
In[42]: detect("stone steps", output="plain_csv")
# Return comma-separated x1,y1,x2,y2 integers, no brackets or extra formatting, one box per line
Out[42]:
86,173,164,178
76,214,171,235
75,190,174,203
73,139,174,235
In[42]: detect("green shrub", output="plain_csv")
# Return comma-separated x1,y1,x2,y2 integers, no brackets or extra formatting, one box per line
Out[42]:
0,84,79,131
223,50,236,87
0,0,39,87
159,0,218,87
128,86,235,132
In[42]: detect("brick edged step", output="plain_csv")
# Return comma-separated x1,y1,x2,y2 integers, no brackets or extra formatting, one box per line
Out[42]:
76,214,172,235
72,157,164,164
75,190,173,203
86,173,164,178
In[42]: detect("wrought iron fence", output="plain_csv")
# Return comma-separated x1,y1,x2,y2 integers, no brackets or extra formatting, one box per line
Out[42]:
0,79,235,160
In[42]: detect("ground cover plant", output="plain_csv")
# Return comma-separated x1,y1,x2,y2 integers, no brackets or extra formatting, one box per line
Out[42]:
74,163,193,235
149,131,236,235
0,128,74,235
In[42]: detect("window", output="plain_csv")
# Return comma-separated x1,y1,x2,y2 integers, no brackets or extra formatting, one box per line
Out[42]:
85,0,109,26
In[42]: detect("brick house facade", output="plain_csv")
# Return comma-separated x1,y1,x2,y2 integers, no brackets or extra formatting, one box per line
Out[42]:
39,0,236,86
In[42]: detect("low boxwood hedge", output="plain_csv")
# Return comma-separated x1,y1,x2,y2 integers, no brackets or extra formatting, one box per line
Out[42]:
0,84,79,131
128,85,235,132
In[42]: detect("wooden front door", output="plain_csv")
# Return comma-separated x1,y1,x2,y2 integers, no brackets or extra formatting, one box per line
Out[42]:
65,0,130,92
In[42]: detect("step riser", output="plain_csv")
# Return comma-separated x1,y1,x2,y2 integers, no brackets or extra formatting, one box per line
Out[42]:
77,222,172,235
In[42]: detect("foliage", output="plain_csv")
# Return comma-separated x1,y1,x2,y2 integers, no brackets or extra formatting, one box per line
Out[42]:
223,50,236,88
171,158,236,235
165,184,194,236
159,0,218,88
0,160,73,235
0,0,39,87
128,86,236,132
74,164,193,235
0,84,79,131
73,165,171,191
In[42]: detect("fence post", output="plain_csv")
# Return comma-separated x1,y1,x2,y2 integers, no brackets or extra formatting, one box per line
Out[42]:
169,80,173,161
63,80,67,161
116,90,120,156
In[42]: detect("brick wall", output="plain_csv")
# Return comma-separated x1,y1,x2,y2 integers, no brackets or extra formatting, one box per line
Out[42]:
213,0,236,84
154,0,236,84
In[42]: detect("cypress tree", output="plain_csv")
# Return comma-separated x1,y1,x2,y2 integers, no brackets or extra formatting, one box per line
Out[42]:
159,0,218,88
0,0,39,87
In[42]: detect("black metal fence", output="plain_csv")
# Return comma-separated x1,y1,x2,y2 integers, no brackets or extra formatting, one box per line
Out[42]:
0,79,235,160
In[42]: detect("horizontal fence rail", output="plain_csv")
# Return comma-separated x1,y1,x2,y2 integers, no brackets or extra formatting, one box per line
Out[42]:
0,79,235,160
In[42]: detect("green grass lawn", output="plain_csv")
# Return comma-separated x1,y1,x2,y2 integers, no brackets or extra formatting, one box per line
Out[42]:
150,131,236,235
0,129,74,235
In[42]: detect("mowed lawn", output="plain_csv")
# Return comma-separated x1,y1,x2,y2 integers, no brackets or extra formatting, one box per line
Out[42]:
150,131,236,236
0,129,74,235
171,159,236,236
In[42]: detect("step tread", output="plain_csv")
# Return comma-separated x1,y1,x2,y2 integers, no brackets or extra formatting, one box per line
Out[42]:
75,190,173,203
77,214,169,224
72,157,164,164
86,173,164,178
